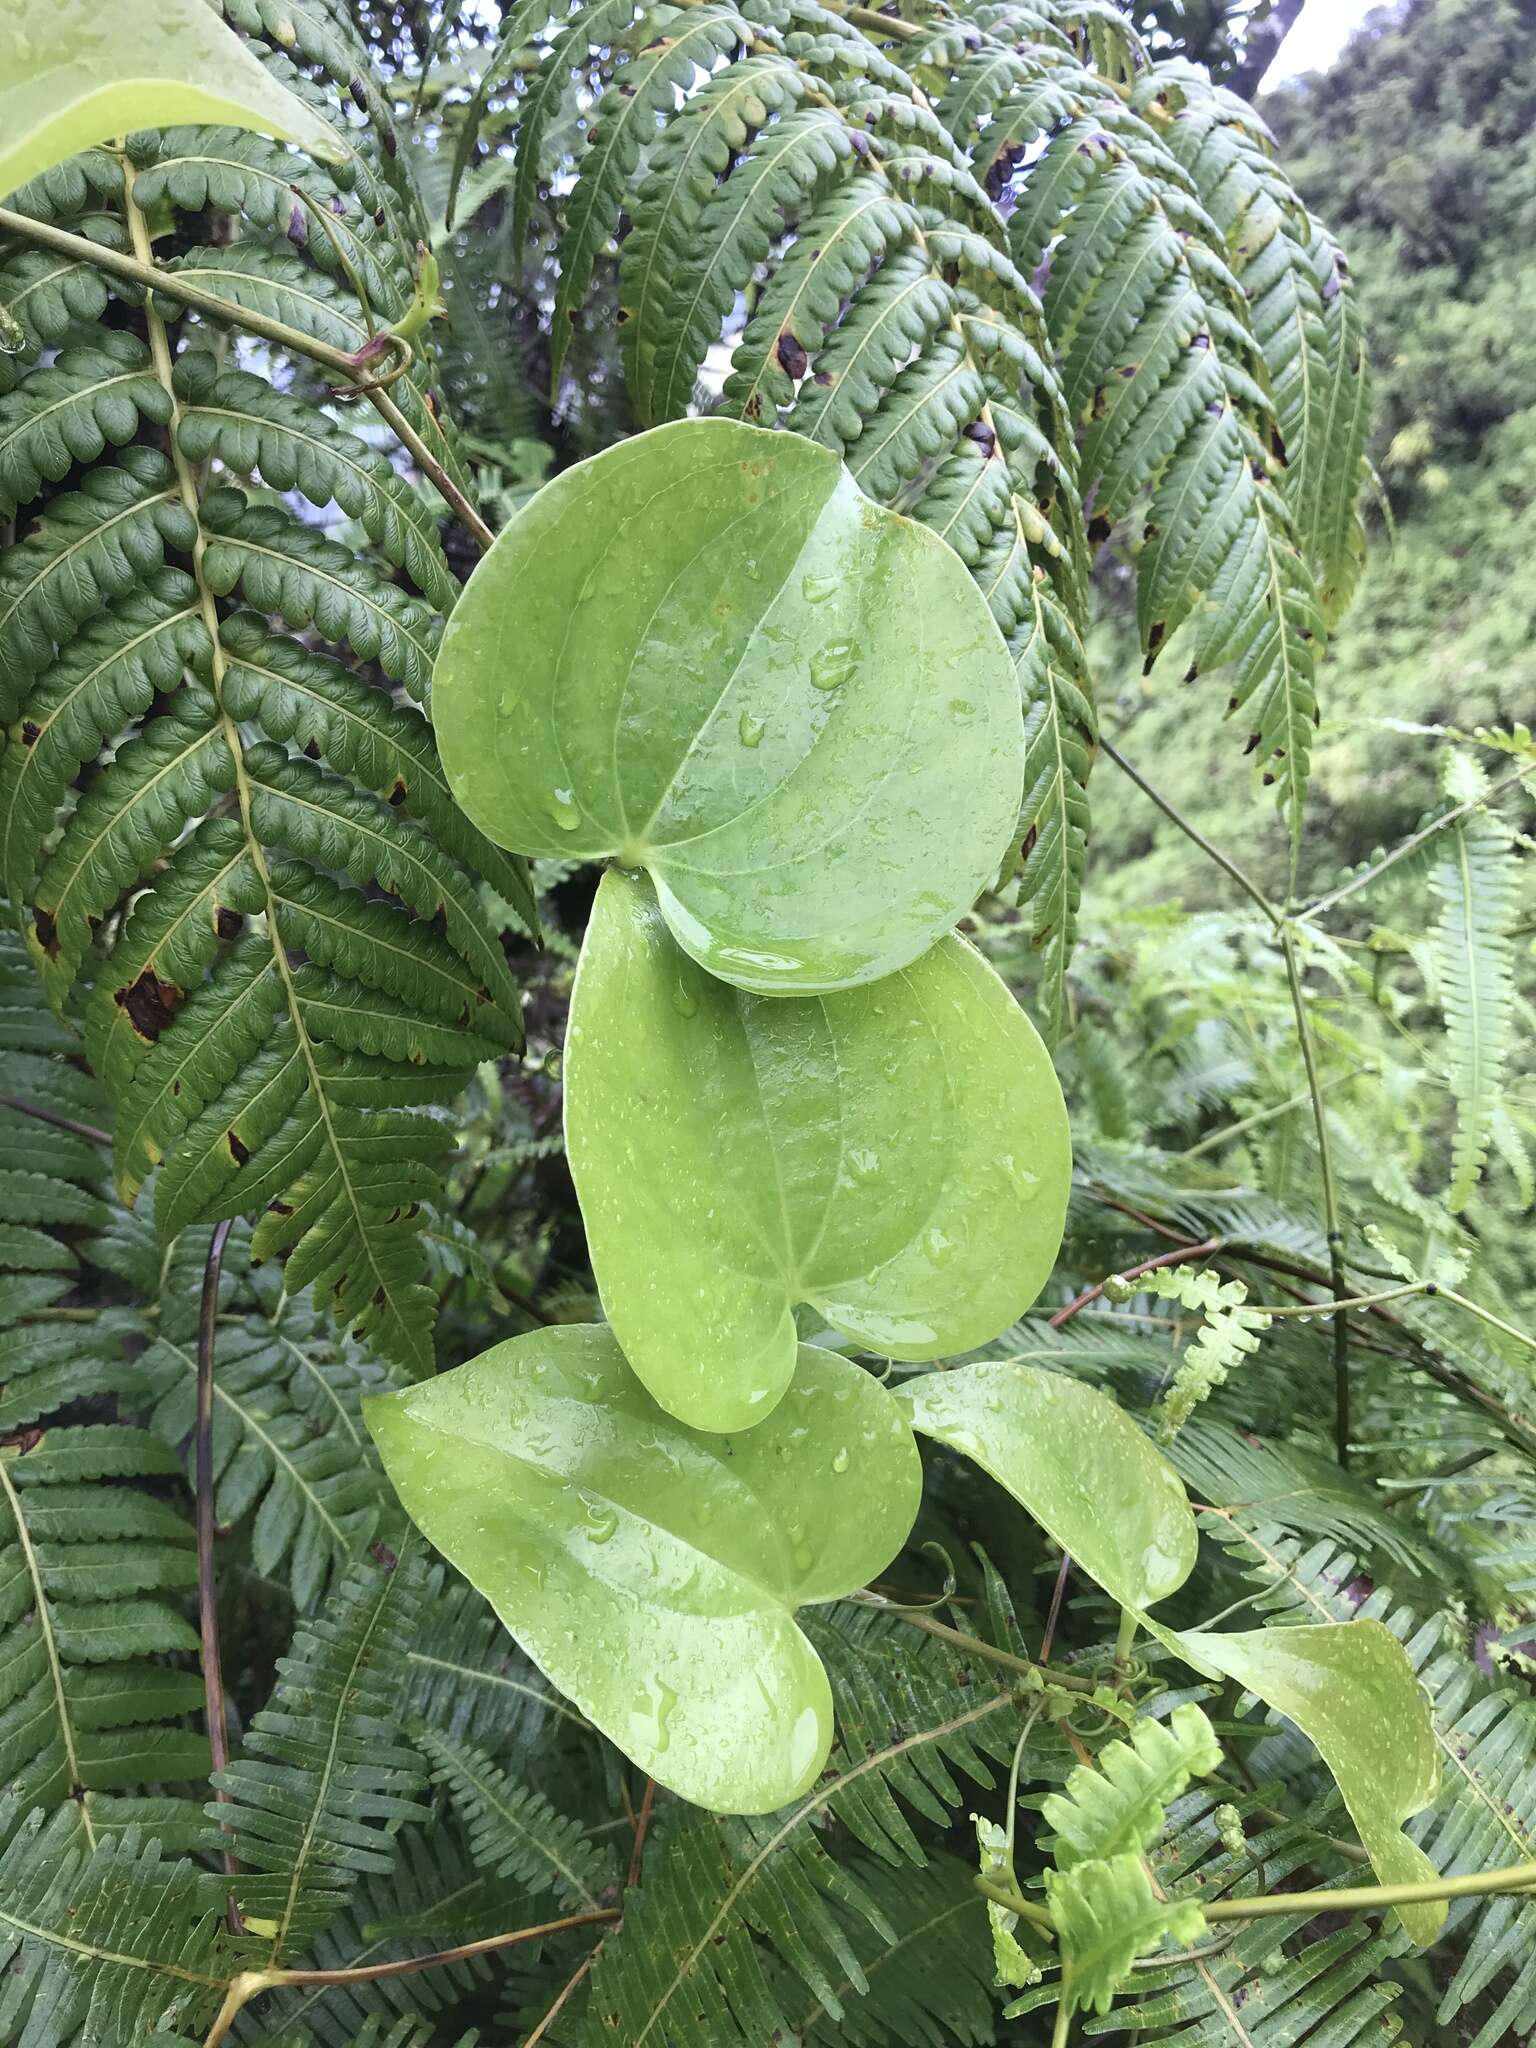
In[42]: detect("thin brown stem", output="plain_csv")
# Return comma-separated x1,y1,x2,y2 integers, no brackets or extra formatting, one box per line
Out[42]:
372,386,495,550
280,1907,620,1987
0,1093,112,1147
201,1911,621,2048
195,1218,240,1928
523,1942,606,2046
1039,1551,1071,1663
1050,1238,1222,1328
627,1777,657,1890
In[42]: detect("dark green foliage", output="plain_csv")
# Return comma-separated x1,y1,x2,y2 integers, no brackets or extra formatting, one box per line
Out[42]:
0,0,530,1377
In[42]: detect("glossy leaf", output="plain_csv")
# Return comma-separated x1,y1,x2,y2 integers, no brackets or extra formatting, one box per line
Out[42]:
895,1362,1197,1611
1152,1619,1445,1946
565,870,1071,1431
363,1325,922,1812
0,0,346,206
432,416,1023,995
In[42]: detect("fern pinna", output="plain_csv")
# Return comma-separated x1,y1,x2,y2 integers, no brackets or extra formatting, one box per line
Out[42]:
0,14,529,1375
444,0,1370,1021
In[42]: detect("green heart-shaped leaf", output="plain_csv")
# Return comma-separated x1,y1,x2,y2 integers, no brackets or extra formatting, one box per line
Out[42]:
895,1361,1197,1610
0,0,347,206
1148,1619,1444,1945
363,1325,922,1812
432,417,1023,994
565,870,1071,1431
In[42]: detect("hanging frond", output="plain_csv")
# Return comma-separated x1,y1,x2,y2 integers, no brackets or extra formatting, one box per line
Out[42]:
0,1,531,1374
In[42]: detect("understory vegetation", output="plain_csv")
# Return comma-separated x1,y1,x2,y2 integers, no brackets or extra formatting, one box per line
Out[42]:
0,0,1533,2042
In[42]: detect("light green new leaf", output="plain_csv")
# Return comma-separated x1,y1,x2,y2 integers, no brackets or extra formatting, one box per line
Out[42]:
432,416,1023,995
565,870,1071,1431
1042,1704,1222,1869
1152,1619,1445,1946
895,1362,1196,1611
364,1325,922,1812
1043,1853,1207,2019
0,0,346,206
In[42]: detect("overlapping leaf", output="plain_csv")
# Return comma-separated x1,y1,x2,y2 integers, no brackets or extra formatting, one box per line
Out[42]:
566,869,1071,1430
365,1326,922,1810
433,416,1023,995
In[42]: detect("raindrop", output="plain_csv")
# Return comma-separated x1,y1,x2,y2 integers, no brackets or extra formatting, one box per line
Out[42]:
546,788,581,831
810,640,858,691
628,1676,678,1755
671,984,699,1018
848,1147,879,1181
801,574,838,605
738,710,766,748
831,1447,850,1475
792,1540,815,1572
542,1048,563,1081
584,1504,617,1545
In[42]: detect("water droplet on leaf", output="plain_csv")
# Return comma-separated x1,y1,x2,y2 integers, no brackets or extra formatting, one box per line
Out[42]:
831,1446,850,1474
801,574,837,604
546,788,581,831
738,710,765,748
810,640,858,690
671,984,699,1018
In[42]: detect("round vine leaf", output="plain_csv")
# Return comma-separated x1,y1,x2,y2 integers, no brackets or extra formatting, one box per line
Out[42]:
1150,1620,1445,1947
431,416,1023,995
564,869,1071,1432
0,0,347,207
363,1324,922,1812
895,1362,1197,1611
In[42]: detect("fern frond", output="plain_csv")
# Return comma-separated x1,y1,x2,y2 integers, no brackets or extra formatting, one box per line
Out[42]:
1428,776,1516,1211
0,1807,235,2043
1106,1264,1270,1437
1040,1705,1221,1868
418,1726,617,1911
0,0,525,1372
0,332,171,521
139,1295,397,1612
0,936,207,1854
586,1607,1031,2041
216,1551,429,1964
403,1568,592,1750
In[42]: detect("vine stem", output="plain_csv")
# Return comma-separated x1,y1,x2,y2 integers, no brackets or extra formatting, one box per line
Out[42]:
856,1597,1097,1693
1050,1238,1222,1328
977,1857,1536,1939
1101,739,1355,1464
195,1218,240,1930
201,1909,621,2045
0,204,495,552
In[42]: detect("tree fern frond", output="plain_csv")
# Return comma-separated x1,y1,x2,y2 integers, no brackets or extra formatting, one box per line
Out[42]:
172,352,458,613
0,332,171,522
0,35,529,1370
216,1550,429,1964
